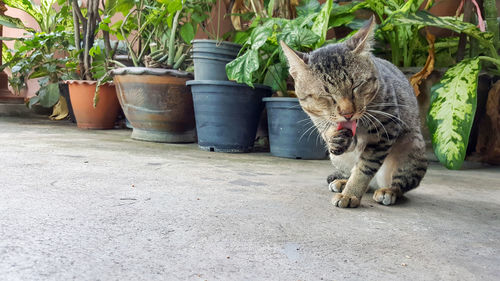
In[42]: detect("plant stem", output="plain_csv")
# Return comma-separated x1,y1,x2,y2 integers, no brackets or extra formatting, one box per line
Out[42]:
167,9,182,66
478,55,500,68
483,0,500,51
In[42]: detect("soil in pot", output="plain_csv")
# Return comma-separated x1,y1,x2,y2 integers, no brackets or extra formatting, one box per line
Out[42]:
191,40,241,81
186,80,272,153
66,80,120,129
113,67,196,143
264,97,328,160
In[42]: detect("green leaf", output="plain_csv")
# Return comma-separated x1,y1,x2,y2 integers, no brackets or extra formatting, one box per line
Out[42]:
329,14,355,28
36,82,60,108
28,95,40,108
0,14,33,31
3,0,42,23
278,25,319,50
250,25,273,49
180,23,195,44
427,58,481,170
263,63,287,92
297,0,321,17
396,11,493,47
226,49,260,87
115,0,135,15
311,0,333,48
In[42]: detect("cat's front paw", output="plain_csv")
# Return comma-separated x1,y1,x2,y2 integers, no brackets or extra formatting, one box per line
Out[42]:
328,179,347,193
332,193,360,208
328,129,353,155
373,188,399,206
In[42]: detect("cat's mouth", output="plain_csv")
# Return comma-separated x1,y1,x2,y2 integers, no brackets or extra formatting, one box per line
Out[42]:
337,120,357,136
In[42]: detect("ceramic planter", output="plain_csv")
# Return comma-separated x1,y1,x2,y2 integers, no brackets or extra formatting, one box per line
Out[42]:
263,97,328,160
66,80,120,129
191,40,241,81
112,67,196,143
186,80,272,153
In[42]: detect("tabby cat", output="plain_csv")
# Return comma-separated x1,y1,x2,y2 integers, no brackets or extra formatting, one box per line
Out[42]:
281,16,427,208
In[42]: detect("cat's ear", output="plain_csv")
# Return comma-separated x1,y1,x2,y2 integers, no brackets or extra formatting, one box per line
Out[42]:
346,15,376,54
280,41,309,79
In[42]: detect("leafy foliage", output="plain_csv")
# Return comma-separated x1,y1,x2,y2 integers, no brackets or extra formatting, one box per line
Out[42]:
2,31,76,107
427,58,480,169
227,0,342,93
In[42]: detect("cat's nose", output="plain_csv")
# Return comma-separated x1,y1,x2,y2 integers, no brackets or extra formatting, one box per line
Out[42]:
342,114,353,121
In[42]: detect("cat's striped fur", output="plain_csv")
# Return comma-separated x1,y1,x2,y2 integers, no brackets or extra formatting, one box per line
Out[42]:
281,16,427,208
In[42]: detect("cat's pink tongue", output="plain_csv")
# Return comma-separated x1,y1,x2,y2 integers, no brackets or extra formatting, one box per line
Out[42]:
337,120,357,135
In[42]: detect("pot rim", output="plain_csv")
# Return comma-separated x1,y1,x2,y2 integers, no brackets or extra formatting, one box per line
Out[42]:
191,39,242,48
64,80,114,86
111,67,194,78
186,80,271,90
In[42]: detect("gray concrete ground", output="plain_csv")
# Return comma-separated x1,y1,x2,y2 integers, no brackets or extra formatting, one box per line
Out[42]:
0,116,499,281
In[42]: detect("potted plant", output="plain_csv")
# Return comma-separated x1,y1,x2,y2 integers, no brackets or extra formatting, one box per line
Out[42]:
0,0,76,119
394,0,500,169
64,0,121,129
225,0,358,159
105,0,209,143
190,0,242,80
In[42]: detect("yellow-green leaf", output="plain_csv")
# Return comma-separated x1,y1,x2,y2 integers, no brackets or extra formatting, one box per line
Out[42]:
427,58,481,169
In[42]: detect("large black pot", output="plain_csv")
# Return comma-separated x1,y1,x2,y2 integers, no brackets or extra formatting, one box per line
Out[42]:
186,80,272,153
264,97,328,159
191,40,241,81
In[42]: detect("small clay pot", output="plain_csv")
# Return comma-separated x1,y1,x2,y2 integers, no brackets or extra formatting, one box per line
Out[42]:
66,80,120,129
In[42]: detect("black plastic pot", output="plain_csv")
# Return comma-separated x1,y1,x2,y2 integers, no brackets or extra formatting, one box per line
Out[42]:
191,40,241,81
264,97,328,159
186,80,272,153
59,82,76,123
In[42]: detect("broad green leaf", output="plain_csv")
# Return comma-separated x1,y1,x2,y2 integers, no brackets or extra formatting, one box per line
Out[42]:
396,11,493,47
3,0,42,23
115,0,135,15
28,95,40,109
427,58,481,169
297,0,321,17
330,1,365,15
263,63,287,92
311,0,333,48
226,49,259,87
250,25,273,49
329,14,355,28
278,26,319,50
37,82,60,108
180,23,195,44
0,14,33,31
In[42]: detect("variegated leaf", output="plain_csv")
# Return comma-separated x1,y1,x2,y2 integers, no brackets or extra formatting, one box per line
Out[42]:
396,11,493,47
427,58,481,169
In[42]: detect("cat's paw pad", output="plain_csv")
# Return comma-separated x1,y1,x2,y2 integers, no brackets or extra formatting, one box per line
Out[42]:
328,179,347,193
373,188,398,206
328,129,353,155
332,193,360,208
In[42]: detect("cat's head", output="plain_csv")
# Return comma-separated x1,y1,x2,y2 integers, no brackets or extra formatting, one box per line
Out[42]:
281,16,379,134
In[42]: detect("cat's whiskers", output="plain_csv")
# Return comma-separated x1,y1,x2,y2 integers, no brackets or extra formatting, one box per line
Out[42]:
361,113,381,139
367,109,408,129
367,103,410,108
299,119,326,142
364,112,390,140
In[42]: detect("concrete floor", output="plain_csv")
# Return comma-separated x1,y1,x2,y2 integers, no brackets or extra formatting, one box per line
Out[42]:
0,116,499,281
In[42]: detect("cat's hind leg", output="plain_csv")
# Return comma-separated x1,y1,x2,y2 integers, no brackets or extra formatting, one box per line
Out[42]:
373,132,428,205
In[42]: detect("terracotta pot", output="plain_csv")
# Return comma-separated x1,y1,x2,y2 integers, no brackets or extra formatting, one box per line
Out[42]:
112,67,196,143
66,80,120,129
